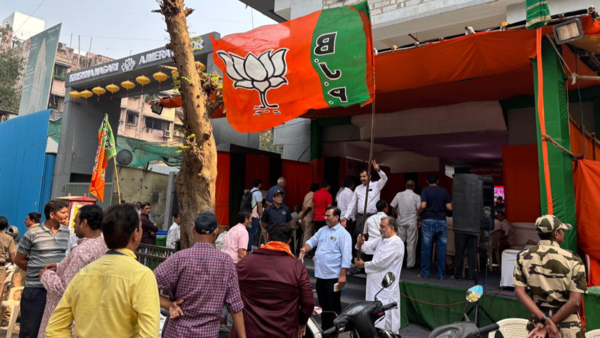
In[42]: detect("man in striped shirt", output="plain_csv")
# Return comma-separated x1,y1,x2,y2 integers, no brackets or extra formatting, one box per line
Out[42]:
15,200,70,338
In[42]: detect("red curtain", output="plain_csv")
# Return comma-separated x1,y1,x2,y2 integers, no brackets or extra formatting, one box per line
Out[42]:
310,159,325,186
282,160,313,209
244,154,270,189
215,152,230,225
381,173,406,205
502,145,540,222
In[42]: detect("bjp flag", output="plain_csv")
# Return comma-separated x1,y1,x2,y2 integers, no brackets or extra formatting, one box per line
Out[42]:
89,114,117,202
211,1,374,133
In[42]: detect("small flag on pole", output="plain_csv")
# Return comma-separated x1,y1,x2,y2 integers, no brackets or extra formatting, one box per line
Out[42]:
526,0,551,30
212,1,374,133
90,114,117,202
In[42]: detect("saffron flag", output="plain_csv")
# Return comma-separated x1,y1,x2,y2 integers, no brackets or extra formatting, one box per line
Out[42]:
211,1,374,133
89,114,117,202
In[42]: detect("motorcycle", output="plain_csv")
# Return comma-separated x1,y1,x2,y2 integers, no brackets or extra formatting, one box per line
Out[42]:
428,285,499,338
307,272,401,338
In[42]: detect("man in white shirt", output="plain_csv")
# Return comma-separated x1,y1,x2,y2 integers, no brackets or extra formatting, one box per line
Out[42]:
336,178,355,249
355,216,403,333
390,180,421,269
363,200,388,242
341,160,388,242
166,213,180,249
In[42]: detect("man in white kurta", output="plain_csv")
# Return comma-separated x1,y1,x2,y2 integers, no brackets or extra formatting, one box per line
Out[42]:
355,216,404,333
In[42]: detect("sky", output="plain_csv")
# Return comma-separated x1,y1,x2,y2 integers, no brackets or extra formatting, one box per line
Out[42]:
0,0,276,59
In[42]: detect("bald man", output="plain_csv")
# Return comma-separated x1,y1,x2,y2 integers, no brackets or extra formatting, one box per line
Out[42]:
390,180,421,269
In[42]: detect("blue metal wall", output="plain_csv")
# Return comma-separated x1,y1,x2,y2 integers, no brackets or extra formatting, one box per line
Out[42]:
0,110,53,236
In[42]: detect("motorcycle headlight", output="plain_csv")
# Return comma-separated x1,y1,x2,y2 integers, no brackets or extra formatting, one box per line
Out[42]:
434,329,459,338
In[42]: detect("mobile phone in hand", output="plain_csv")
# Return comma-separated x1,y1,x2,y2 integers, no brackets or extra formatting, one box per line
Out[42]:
334,283,346,292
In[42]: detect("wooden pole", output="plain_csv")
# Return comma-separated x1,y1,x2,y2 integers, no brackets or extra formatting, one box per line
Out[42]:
113,158,122,204
357,46,377,261
593,132,597,160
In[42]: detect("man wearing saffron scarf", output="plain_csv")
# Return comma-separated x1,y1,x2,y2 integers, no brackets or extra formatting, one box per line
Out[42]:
232,222,314,338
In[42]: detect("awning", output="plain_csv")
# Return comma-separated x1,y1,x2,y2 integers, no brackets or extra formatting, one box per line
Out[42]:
159,15,600,120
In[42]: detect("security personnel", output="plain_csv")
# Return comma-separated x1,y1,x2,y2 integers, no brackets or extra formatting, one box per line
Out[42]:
261,191,292,231
513,215,587,338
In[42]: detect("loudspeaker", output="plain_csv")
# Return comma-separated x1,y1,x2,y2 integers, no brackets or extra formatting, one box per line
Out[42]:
452,174,494,235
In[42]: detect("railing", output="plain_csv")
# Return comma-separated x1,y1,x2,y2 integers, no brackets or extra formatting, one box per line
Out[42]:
135,243,176,270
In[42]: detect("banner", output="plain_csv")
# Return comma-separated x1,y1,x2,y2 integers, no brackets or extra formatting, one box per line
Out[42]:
90,114,117,202
212,1,374,133
526,0,551,30
18,24,61,115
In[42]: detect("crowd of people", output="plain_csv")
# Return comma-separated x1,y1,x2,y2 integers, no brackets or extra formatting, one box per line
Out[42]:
0,159,588,338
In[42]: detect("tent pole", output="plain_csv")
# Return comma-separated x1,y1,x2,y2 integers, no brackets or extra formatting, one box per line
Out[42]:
357,46,377,261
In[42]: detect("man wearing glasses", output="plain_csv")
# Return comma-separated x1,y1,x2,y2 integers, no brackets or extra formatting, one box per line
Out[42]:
300,206,352,330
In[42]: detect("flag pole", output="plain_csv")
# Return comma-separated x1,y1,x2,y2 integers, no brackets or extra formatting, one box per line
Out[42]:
357,35,377,262
113,158,122,204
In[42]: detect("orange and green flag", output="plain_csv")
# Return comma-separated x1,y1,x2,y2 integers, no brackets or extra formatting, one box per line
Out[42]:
90,114,116,202
211,1,374,133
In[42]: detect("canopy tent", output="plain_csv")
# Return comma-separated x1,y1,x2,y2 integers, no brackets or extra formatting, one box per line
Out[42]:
160,16,600,119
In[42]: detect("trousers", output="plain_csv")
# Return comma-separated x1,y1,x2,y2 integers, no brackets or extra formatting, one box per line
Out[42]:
421,219,447,279
19,287,47,338
397,222,418,268
453,232,478,279
316,278,342,330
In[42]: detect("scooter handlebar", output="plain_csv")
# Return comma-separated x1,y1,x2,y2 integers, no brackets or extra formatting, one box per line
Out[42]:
322,326,338,337
478,323,500,335
381,302,397,312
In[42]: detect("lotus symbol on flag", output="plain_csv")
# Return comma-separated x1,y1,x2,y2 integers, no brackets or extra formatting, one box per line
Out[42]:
217,49,289,114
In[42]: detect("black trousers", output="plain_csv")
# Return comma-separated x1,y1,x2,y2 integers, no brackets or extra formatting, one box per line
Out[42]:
314,220,327,232
454,232,478,280
316,278,342,330
20,287,47,338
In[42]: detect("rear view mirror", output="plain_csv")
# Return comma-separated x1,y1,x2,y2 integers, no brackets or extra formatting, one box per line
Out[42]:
381,272,396,289
466,285,483,303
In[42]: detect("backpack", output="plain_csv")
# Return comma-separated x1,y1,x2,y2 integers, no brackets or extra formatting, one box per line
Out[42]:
240,188,256,212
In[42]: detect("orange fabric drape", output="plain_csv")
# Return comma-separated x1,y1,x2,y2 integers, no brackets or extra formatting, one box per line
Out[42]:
502,145,541,223
282,160,313,209
574,160,600,264
569,121,600,160
244,154,270,189
215,152,230,225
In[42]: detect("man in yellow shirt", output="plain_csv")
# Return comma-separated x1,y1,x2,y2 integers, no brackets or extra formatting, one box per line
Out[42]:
45,204,160,338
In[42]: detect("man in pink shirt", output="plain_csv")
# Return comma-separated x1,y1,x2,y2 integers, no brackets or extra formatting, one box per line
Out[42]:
222,212,250,264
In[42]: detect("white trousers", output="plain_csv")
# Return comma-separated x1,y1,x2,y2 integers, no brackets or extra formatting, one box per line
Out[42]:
397,223,418,268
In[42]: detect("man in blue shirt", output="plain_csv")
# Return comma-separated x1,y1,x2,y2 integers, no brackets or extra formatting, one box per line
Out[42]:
265,177,286,206
261,191,292,232
418,174,452,280
300,206,352,330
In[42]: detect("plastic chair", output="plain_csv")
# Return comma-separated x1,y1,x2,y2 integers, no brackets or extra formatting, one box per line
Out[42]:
587,329,600,338
1,286,23,338
487,318,528,338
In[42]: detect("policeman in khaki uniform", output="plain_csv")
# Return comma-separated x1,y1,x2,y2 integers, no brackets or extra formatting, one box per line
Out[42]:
0,217,17,287
513,215,587,338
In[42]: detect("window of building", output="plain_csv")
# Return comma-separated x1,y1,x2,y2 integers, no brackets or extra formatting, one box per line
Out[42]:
53,65,67,81
48,95,64,111
145,116,170,131
126,111,138,126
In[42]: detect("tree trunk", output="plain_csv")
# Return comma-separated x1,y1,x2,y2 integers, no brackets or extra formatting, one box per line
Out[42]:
159,0,217,249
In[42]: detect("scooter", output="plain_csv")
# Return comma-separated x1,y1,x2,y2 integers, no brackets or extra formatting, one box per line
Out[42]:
307,272,401,338
428,285,499,338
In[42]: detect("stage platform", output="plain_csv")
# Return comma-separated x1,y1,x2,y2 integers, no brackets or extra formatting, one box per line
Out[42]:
304,259,600,331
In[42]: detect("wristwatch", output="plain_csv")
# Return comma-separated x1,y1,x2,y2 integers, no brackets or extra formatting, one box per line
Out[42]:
541,315,550,324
